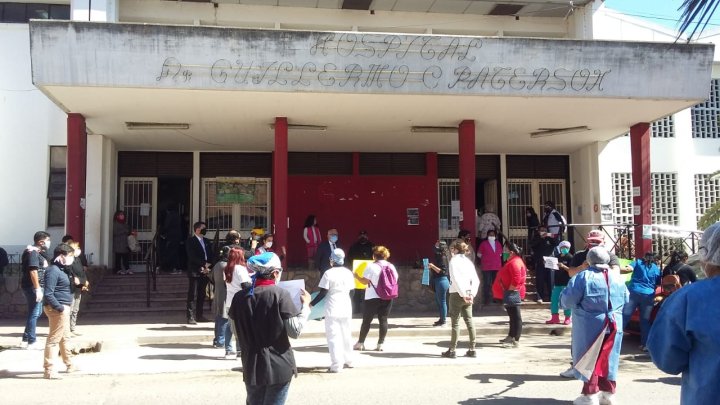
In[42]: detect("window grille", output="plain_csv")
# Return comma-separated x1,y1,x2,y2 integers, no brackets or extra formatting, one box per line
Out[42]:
47,146,66,227
651,116,674,138
695,173,720,227
202,178,271,236
610,173,633,225
438,179,460,243
692,79,720,139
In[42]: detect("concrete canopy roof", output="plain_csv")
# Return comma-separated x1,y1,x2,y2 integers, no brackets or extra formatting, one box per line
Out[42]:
41,85,700,154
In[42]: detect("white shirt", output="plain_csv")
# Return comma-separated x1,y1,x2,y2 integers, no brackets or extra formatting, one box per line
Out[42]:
195,234,207,261
362,260,398,300
448,254,480,298
225,264,251,309
318,265,355,318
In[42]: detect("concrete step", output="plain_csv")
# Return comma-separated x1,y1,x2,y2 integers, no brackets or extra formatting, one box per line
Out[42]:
87,290,187,299
85,297,186,310
80,305,188,318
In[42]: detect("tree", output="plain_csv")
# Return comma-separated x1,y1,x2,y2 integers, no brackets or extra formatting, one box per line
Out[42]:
679,0,720,40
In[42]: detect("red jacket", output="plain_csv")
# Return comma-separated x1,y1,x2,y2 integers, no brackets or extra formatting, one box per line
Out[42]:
492,255,527,300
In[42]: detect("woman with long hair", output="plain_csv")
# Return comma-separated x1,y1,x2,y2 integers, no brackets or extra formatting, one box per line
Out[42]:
525,207,540,254
441,239,480,359
353,246,398,352
303,215,321,270
493,242,527,348
255,233,286,261
222,246,249,359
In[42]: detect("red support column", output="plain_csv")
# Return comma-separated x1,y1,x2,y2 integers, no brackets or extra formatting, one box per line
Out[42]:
66,113,87,246
273,117,289,258
458,120,476,247
630,122,652,257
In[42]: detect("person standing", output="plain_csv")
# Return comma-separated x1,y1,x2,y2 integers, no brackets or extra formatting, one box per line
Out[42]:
223,246,250,359
185,221,213,324
302,215,321,270
525,207,540,254
622,252,661,351
353,246,398,352
255,233,286,261
561,246,628,405
42,243,77,379
661,251,697,286
477,230,503,306
428,240,450,327
310,248,355,373
493,242,527,348
441,239,480,359
546,240,573,325
316,228,340,275
647,222,720,405
112,210,131,275
476,204,501,240
347,230,374,313
229,252,311,405
63,239,88,335
542,201,566,242
159,203,183,274
530,225,558,303
20,231,52,350
211,233,241,352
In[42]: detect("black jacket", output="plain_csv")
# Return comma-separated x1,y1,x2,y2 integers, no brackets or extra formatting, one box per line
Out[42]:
315,240,340,274
185,235,213,277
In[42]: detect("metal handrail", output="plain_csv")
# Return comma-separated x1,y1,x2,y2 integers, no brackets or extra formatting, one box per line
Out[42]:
145,231,159,308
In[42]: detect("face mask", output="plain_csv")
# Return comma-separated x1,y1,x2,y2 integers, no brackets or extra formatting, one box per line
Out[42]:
57,254,74,267
42,240,51,250
253,235,259,241
200,228,207,236
117,215,126,223
560,248,570,255
329,235,338,243
488,237,496,243
265,242,273,248
74,249,82,257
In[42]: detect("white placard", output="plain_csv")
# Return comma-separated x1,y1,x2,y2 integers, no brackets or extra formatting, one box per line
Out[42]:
632,186,641,197
451,200,460,217
633,205,641,216
139,203,151,217
543,256,559,270
642,225,652,240
277,279,306,312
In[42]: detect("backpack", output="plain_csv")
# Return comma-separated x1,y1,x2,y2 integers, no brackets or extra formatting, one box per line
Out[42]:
661,274,681,294
552,211,567,235
372,262,399,300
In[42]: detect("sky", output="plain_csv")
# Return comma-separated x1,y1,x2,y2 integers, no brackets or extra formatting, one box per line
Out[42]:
603,0,720,37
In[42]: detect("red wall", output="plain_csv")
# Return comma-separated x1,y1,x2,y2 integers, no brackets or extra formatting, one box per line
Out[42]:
286,175,439,267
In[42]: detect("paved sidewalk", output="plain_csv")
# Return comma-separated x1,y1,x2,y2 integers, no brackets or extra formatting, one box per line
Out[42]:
0,306,572,378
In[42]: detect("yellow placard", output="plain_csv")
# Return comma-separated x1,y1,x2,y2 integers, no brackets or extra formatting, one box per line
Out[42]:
352,260,373,290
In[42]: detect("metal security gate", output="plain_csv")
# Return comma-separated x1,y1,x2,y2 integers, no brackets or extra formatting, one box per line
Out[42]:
507,179,566,253
119,177,158,273
202,177,271,239
438,179,461,243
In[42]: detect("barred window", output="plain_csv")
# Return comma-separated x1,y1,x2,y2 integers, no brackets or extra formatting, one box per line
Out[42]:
695,173,720,227
47,146,66,227
651,116,674,138
611,173,633,225
692,79,720,139
652,173,679,255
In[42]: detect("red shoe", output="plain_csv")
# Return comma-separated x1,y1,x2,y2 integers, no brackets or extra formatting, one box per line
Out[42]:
563,317,572,326
545,314,561,324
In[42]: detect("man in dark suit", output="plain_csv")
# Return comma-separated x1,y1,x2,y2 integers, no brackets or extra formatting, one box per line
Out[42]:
315,228,340,276
185,221,213,324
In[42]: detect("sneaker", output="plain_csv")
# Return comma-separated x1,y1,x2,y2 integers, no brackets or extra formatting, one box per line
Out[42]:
599,391,616,405
433,320,446,327
375,344,384,352
127,271,135,275
117,271,127,275
26,342,44,350
225,351,237,360
187,318,197,325
70,330,82,337
563,317,572,326
66,365,78,374
573,394,600,405
560,367,575,378
498,336,514,344
43,372,62,380
343,363,354,369
639,345,648,352
502,340,519,349
353,343,365,351
19,341,28,349
327,368,341,373
536,299,544,304
465,350,477,358
441,349,457,359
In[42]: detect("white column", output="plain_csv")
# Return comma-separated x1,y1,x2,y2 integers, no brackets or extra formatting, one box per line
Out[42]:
192,151,201,225
71,0,119,22
499,153,508,237
85,134,103,264
569,142,602,245
671,109,699,230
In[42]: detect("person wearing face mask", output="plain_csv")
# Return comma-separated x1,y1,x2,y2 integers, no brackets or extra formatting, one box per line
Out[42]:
622,251,662,351
347,230,374,314
477,230,503,306
441,240,480,358
302,215,321,271
61,237,89,336
428,240,450,327
316,228,340,276
112,210,131,275
546,240,573,325
525,207,540,255
185,221,214,324
647,222,720,405
542,201,566,243
20,231,53,350
255,233,286,261
42,243,77,379
229,252,311,405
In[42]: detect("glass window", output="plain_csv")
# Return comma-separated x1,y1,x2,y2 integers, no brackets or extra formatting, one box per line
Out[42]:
48,199,65,227
48,146,67,227
3,3,27,23
49,4,70,20
27,4,49,19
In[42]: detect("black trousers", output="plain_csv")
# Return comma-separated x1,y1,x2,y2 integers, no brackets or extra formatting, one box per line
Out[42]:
187,276,208,320
358,298,393,344
114,252,129,272
482,271,498,305
535,259,551,301
505,305,523,341
352,289,365,314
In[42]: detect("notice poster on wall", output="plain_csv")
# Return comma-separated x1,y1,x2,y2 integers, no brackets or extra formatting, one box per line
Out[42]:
407,208,419,225
215,178,256,203
451,200,460,217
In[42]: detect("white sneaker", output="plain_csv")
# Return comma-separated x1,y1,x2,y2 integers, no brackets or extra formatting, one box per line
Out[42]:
19,341,28,349
560,367,575,378
573,394,600,405
599,391,616,405
26,342,44,350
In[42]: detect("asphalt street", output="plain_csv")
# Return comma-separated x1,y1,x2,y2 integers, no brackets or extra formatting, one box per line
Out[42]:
0,334,680,405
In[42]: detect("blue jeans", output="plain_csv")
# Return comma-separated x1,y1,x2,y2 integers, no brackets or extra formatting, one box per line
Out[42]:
433,276,449,323
622,291,655,345
22,287,43,344
214,316,236,352
245,381,291,405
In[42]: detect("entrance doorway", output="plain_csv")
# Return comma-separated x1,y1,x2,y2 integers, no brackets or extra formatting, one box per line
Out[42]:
507,178,566,254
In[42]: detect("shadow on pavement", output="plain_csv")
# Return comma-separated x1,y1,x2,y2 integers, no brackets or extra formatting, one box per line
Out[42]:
361,352,441,359
293,345,329,353
465,373,569,398
0,369,44,379
138,354,222,361
459,396,567,404
533,344,570,350
635,377,680,385
146,326,213,332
